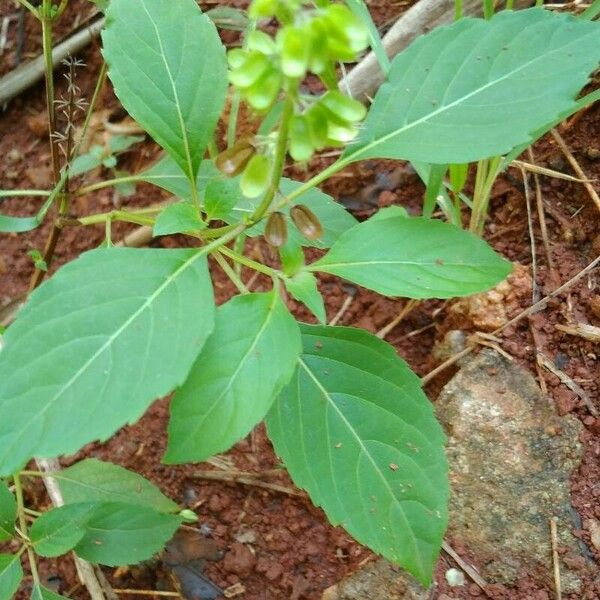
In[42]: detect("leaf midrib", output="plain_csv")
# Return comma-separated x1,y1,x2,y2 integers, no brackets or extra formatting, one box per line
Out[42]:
0,250,207,464
344,23,595,164
298,357,427,576
139,2,196,181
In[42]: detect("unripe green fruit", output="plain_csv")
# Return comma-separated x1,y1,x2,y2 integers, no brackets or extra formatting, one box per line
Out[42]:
320,91,366,123
278,26,309,79
240,154,271,198
227,48,248,70
305,103,332,149
290,204,323,240
244,69,282,111
265,211,288,247
248,0,277,18
289,115,314,161
307,18,330,75
325,5,369,53
246,30,277,55
229,52,270,88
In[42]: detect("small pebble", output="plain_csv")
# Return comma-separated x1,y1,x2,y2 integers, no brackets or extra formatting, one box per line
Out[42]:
445,567,466,587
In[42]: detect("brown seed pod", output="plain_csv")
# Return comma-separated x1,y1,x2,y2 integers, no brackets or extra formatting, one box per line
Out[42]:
290,204,323,241
215,137,255,176
264,212,288,247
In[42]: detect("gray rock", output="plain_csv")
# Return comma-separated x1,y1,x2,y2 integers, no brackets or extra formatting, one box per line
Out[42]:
437,349,585,592
321,559,429,600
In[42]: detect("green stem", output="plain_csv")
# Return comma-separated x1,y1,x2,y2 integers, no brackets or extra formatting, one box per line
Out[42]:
232,232,246,276
41,1,61,184
55,0,69,18
483,0,494,19
212,250,249,294
78,210,155,227
0,190,50,198
16,0,39,15
505,0,514,9
76,174,146,196
13,474,40,585
250,96,295,223
227,92,241,149
455,0,463,19
219,245,282,279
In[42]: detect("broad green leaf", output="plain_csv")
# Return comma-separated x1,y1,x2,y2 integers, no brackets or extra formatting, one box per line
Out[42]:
31,585,68,600
74,502,181,566
69,153,103,177
166,292,301,463
204,177,240,221
0,481,16,541
108,134,145,154
153,202,205,236
0,214,39,233
0,248,214,476
140,155,223,200
30,504,96,557
102,0,227,180
266,325,448,585
344,9,600,165
310,216,511,298
56,459,178,512
285,272,326,324
0,554,22,599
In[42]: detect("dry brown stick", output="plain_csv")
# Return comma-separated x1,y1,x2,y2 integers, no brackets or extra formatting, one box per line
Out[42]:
0,17,105,107
191,470,305,497
422,254,600,385
113,591,180,598
527,149,555,272
538,353,598,416
376,299,419,339
550,517,562,600
328,294,354,326
550,129,600,214
442,541,489,594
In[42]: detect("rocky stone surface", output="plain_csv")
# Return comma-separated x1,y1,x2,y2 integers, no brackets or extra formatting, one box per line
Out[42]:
321,559,429,600
322,349,587,598
437,349,585,593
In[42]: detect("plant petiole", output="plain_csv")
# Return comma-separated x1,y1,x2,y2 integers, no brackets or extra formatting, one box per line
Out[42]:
13,474,40,584
212,250,250,294
78,210,156,227
218,245,283,279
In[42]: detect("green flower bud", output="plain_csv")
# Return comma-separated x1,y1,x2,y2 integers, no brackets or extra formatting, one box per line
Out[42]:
278,26,310,78
227,48,248,70
307,18,331,75
240,154,271,198
289,115,314,162
320,91,366,123
244,69,282,111
229,52,270,88
290,204,323,240
265,211,288,247
249,0,277,19
325,5,369,53
246,30,277,55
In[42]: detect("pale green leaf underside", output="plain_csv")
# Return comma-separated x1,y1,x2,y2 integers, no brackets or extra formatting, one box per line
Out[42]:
166,292,301,463
102,0,227,179
0,248,214,476
311,216,512,298
266,325,448,585
0,481,16,541
57,459,178,513
345,8,600,164
0,554,22,599
31,502,181,566
284,272,326,324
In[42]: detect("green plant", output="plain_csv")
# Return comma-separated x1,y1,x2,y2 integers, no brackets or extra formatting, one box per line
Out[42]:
1,0,599,594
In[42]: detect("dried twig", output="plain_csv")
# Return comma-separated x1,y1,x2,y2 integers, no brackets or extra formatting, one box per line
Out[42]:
550,517,562,600
113,591,180,598
376,299,419,339
422,254,600,385
555,322,600,343
328,294,354,326
537,353,598,416
550,129,600,214
192,470,305,497
442,541,489,594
